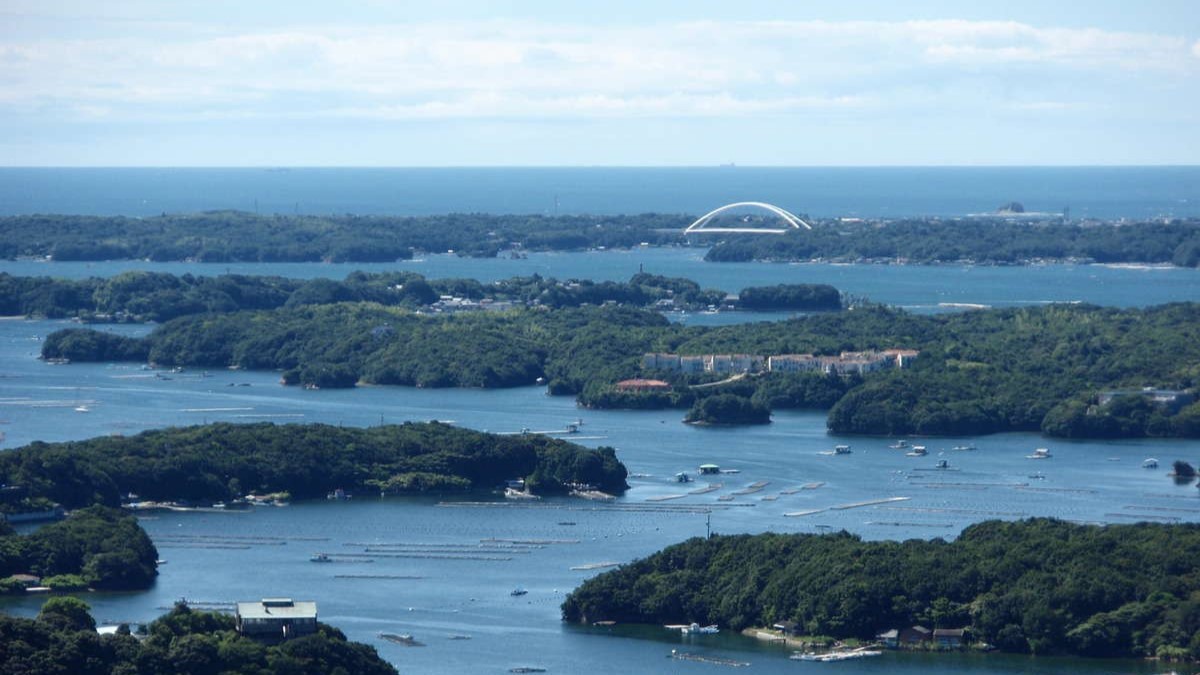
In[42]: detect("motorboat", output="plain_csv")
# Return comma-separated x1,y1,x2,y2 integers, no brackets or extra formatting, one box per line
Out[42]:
310,553,332,563
906,446,928,457
1027,448,1052,459
681,623,719,634
1143,458,1159,469
888,440,909,449
833,445,852,455
952,444,976,451
511,587,528,596
935,459,950,469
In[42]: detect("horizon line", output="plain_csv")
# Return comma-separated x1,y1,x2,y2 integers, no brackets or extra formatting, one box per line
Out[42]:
2,164,1199,170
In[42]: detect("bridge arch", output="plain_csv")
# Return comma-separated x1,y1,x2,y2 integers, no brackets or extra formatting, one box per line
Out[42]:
684,201,812,234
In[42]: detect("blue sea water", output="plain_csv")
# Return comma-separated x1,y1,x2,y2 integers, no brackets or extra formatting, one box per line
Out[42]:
1,166,1198,219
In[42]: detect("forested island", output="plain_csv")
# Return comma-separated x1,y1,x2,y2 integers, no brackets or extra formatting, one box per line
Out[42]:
562,519,1200,660
0,599,397,675
0,507,158,594
705,218,1200,267
0,270,840,322
43,302,1200,438
0,211,689,262
0,422,629,509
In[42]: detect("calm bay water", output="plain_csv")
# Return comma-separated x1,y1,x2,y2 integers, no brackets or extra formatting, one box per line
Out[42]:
0,310,1197,673
1,166,1198,219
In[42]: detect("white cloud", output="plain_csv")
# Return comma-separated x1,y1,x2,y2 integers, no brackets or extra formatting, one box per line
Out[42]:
0,18,1195,123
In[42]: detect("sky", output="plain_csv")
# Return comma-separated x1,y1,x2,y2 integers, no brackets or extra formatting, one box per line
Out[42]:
1,0,1198,166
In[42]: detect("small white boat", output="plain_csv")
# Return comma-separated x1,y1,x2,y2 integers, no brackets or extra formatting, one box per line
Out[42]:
310,553,332,563
74,405,90,413
888,440,909,449
906,446,928,457
681,623,719,634
1142,458,1159,469
833,445,852,455
505,488,541,500
935,459,950,469
1027,448,1052,459
952,444,976,451
510,587,528,596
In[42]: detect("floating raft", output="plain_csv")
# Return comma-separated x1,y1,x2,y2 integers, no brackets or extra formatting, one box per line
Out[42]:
731,481,770,496
645,494,688,502
689,483,723,495
786,496,910,518
570,561,621,571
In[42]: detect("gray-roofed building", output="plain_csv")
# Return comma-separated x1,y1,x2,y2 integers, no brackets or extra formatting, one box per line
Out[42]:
235,598,317,639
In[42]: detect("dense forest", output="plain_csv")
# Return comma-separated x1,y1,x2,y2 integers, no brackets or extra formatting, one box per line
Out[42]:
0,269,839,322
562,518,1200,660
42,302,1200,438
705,218,1200,267
0,598,397,675
684,394,771,425
0,211,690,262
0,507,158,593
0,422,629,507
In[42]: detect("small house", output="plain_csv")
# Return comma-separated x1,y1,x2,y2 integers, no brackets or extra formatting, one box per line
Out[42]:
235,598,317,639
876,628,899,648
898,625,932,646
772,620,799,636
933,628,966,649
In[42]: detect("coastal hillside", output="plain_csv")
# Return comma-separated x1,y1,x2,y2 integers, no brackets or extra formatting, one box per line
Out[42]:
42,302,1200,439
705,218,1200,267
0,211,689,262
0,599,398,675
0,507,158,593
562,519,1200,659
0,421,629,507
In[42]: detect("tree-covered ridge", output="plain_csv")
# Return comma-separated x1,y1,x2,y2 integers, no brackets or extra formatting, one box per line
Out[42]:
0,422,628,508
0,598,398,675
562,518,1200,659
42,304,670,391
0,211,690,262
40,302,1200,438
0,506,158,592
705,218,1200,267
0,270,840,322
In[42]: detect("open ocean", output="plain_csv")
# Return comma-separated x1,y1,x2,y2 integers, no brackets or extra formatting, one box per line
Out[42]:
1,166,1197,219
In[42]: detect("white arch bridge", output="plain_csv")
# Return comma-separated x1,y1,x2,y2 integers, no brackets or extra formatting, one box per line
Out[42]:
684,201,812,234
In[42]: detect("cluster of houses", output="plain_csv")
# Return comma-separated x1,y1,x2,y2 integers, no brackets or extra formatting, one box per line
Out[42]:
1097,387,1195,413
771,621,969,650
427,295,516,313
642,349,919,377
876,626,968,650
